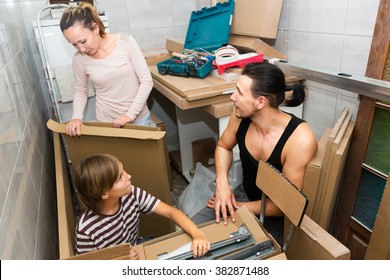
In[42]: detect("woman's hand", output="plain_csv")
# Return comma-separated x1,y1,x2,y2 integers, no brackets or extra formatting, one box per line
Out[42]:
66,119,83,136
113,115,133,128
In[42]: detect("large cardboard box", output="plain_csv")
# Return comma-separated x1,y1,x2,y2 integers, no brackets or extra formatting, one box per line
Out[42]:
228,35,286,60
286,215,350,260
192,137,216,168
48,119,176,256
218,0,283,39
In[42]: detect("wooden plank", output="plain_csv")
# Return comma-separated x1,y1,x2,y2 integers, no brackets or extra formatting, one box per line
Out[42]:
153,78,232,110
312,107,350,221
318,122,355,230
150,65,236,101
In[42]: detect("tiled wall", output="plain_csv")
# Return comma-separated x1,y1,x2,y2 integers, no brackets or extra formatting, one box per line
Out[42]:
276,0,380,138
0,0,381,259
0,0,57,259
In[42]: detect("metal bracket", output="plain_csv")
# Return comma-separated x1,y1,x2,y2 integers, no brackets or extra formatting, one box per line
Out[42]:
159,224,255,260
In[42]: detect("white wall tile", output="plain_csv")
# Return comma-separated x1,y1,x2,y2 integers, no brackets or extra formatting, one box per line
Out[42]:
279,0,290,31
131,27,174,49
345,0,380,36
127,0,173,30
172,1,196,26
173,25,188,40
340,35,372,76
196,0,210,10
289,0,348,34
336,90,359,122
287,31,344,72
17,174,39,259
96,0,129,33
303,86,338,139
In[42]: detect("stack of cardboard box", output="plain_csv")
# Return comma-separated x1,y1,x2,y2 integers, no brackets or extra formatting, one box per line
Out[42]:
302,107,355,231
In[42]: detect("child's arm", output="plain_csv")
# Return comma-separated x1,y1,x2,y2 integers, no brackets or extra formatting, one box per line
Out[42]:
129,245,140,260
154,202,211,258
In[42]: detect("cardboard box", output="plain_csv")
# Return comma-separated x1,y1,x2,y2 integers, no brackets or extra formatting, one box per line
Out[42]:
228,34,286,60
133,206,281,260
143,48,172,66
192,137,216,168
152,76,233,110
66,244,131,260
365,174,390,260
47,119,176,252
286,215,350,260
53,132,76,259
165,38,185,54
317,121,354,230
301,128,331,217
218,0,283,39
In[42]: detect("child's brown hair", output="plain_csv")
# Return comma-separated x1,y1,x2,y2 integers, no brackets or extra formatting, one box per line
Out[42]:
74,154,120,215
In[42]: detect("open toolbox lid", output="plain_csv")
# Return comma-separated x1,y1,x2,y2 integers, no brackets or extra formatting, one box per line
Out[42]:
184,0,234,53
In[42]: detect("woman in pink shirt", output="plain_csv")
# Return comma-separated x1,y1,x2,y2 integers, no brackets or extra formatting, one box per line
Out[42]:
60,2,154,136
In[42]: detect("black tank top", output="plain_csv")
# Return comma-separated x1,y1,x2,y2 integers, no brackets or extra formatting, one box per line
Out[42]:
236,113,305,201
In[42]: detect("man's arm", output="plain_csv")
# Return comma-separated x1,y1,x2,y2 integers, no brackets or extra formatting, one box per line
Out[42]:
214,113,241,224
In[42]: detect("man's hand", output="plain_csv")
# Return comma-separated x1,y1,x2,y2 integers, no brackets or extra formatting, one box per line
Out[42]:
214,182,238,225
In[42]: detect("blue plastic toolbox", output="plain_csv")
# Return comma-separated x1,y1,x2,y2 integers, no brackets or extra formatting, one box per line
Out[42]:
157,0,234,78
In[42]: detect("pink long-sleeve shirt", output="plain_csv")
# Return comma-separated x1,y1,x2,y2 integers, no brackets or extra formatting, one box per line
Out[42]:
71,33,153,122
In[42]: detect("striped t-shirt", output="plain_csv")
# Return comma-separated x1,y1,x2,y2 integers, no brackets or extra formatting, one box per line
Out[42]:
75,185,160,255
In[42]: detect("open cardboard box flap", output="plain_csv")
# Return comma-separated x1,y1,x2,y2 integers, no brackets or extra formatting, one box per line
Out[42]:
47,119,165,140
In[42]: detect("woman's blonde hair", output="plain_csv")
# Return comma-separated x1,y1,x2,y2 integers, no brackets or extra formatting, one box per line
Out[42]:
60,2,106,38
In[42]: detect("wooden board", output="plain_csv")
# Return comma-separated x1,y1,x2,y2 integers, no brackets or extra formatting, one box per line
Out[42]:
150,65,236,101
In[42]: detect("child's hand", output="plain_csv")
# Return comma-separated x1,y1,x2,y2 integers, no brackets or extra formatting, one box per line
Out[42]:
129,245,140,260
191,232,210,258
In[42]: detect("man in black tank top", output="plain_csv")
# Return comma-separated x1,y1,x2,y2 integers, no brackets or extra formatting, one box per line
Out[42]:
191,63,317,246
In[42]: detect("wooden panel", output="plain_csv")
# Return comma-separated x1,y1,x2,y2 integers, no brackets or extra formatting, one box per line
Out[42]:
366,0,390,80
153,78,232,110
312,107,350,220
150,65,236,101
318,122,354,230
256,160,307,226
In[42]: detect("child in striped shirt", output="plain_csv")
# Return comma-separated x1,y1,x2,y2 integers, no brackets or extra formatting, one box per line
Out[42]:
74,154,210,259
